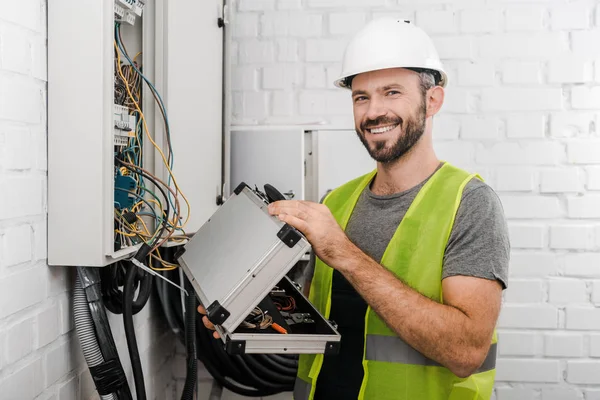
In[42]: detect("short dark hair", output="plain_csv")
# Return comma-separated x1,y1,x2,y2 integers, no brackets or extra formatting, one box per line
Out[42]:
343,68,440,91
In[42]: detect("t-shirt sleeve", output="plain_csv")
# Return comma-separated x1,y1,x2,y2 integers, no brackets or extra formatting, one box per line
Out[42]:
442,179,510,289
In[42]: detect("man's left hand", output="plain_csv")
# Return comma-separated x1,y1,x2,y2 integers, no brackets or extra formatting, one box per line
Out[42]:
268,200,352,268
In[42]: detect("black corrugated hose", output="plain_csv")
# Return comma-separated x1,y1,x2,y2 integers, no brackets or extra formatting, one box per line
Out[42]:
155,246,299,398
181,278,198,400
123,259,147,400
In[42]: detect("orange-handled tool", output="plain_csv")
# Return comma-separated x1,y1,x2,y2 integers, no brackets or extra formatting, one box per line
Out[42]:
271,323,288,334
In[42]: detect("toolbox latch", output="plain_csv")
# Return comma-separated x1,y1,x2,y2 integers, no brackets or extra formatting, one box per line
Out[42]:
277,224,302,248
207,300,230,325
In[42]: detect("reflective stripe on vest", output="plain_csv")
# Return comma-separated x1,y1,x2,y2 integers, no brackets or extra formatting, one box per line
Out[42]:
294,377,311,400
366,335,497,373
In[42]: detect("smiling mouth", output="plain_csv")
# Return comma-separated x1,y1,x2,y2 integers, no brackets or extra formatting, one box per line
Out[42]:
367,124,399,134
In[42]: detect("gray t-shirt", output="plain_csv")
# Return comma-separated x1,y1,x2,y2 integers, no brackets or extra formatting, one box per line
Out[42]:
305,164,510,289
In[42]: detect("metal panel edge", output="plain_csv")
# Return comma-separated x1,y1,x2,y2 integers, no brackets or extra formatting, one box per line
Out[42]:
48,0,114,266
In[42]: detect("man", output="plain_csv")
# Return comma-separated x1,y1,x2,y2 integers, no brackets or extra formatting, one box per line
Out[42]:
202,18,509,400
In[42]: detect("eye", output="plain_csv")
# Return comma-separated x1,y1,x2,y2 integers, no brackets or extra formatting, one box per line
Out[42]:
353,96,368,103
386,90,401,96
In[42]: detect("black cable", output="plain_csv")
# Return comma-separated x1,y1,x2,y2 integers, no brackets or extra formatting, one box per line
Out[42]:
181,279,198,400
241,355,295,386
114,188,156,216
123,261,147,400
235,354,292,390
133,270,153,310
268,354,299,369
115,158,171,245
255,354,298,376
101,261,153,316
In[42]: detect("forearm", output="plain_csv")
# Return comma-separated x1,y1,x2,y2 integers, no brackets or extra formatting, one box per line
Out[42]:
336,244,489,377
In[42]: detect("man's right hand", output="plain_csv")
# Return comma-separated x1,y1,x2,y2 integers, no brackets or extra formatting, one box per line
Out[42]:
197,305,221,339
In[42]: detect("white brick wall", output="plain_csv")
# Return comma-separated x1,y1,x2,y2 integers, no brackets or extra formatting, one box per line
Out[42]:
0,2,176,399
231,0,600,397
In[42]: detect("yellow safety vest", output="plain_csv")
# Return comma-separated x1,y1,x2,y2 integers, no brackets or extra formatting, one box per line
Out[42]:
294,162,497,400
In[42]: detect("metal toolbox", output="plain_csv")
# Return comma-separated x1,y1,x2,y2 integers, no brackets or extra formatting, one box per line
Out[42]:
177,182,341,355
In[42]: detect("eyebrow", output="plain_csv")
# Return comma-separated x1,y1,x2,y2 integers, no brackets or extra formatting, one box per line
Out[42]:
381,84,406,92
351,89,368,97
351,84,407,97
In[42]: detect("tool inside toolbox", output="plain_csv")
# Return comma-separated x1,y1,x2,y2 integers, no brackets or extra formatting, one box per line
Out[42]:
232,276,335,336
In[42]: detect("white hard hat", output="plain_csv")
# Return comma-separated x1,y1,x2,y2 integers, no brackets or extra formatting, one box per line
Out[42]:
334,18,448,89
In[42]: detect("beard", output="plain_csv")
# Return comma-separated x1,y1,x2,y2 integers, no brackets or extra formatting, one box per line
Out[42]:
355,99,427,164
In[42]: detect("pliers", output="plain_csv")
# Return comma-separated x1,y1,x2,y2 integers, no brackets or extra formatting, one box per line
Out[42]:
280,312,314,325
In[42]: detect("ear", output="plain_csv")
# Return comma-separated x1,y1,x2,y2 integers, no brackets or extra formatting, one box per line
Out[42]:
426,86,445,118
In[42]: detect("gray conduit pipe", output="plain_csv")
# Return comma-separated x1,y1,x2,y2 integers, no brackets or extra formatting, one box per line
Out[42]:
74,274,116,400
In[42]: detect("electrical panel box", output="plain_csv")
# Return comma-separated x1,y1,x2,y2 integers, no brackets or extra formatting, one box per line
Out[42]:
178,183,341,355
48,1,150,266
48,0,224,267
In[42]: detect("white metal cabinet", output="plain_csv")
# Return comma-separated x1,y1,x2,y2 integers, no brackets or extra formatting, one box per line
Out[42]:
314,129,376,201
230,127,305,201
228,127,376,205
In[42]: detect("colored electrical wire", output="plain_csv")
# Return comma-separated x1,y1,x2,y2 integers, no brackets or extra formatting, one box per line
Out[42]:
114,24,189,231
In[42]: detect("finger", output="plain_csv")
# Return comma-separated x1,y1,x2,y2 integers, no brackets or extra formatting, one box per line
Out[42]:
277,213,310,235
276,206,310,222
202,315,215,330
213,331,221,339
197,305,206,315
297,200,322,210
268,200,305,215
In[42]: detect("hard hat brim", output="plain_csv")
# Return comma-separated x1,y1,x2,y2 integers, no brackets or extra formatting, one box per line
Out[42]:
334,66,448,90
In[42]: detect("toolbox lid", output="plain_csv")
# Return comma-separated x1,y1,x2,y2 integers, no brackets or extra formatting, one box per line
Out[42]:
177,183,311,332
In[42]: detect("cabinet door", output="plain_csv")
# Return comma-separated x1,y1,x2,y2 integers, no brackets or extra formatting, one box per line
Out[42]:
164,0,224,233
230,128,305,201
315,130,376,201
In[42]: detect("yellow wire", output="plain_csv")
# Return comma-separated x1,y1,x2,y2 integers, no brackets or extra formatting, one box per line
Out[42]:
115,230,137,237
149,254,178,270
136,215,152,236
131,201,144,213
114,41,192,229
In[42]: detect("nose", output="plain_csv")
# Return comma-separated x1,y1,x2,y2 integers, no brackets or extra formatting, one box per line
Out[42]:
365,95,387,121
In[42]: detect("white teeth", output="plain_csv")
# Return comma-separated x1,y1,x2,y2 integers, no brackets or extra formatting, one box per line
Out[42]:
370,124,398,134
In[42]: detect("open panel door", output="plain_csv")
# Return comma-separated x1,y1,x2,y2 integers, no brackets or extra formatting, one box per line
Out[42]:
161,0,224,233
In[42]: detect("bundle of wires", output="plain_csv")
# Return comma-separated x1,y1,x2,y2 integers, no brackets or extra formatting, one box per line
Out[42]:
240,307,274,330
113,21,191,263
154,249,299,398
273,296,296,312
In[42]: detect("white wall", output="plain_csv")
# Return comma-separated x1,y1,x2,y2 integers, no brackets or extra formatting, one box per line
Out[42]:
0,2,177,399
230,0,600,398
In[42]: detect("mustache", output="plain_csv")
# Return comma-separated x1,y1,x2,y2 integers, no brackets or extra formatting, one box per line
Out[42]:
361,116,402,132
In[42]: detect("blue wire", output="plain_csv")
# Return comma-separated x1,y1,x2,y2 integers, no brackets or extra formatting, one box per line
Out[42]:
115,23,178,218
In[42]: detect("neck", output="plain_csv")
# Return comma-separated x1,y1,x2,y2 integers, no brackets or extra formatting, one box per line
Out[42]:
370,131,440,196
